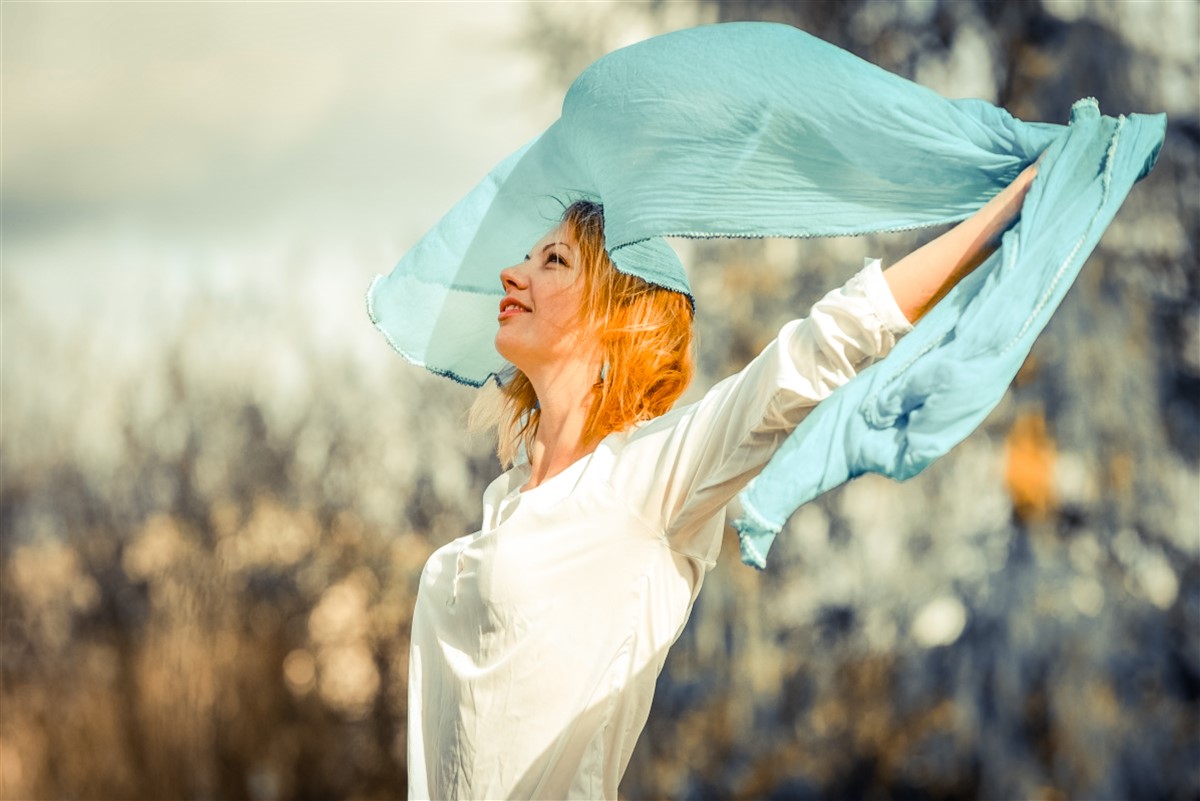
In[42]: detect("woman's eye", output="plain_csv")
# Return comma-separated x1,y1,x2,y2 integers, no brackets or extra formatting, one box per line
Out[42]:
546,252,565,265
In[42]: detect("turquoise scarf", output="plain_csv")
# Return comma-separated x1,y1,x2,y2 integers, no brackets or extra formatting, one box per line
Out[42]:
366,22,1165,567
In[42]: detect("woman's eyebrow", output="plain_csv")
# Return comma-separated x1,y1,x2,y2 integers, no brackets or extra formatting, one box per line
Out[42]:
541,242,574,263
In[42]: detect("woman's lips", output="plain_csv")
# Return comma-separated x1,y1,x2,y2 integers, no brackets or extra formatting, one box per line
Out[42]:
498,297,531,320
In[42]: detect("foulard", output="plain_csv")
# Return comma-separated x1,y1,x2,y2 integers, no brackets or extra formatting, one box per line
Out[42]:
367,22,1166,568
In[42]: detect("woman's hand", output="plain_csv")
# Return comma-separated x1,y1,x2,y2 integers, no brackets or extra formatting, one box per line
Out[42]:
883,157,1042,324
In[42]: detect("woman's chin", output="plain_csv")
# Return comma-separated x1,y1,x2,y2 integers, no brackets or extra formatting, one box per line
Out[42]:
494,334,528,373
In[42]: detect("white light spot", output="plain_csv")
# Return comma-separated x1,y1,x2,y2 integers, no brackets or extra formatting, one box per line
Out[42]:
911,596,967,648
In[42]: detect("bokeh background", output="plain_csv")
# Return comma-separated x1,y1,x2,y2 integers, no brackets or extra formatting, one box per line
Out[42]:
3,1,1197,799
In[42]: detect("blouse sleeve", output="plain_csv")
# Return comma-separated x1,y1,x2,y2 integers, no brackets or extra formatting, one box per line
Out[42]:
609,258,913,560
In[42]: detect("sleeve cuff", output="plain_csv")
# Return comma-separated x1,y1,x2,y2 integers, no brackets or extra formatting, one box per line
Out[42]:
858,257,914,337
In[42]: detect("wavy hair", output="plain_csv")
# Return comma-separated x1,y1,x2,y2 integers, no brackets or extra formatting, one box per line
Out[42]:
471,200,695,466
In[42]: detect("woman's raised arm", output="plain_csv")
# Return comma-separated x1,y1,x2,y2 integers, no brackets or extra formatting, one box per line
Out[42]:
884,161,1040,324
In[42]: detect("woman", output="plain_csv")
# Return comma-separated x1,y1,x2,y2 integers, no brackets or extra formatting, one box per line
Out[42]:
406,164,1040,799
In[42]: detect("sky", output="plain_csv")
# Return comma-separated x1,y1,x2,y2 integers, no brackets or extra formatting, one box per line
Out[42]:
4,2,564,250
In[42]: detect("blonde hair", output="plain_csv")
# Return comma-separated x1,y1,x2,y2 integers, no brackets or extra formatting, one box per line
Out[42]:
471,200,695,466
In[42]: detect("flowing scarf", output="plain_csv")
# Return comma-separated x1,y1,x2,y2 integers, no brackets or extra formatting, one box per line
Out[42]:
366,22,1166,568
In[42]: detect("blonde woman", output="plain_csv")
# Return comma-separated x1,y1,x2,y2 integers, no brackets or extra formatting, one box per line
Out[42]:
407,164,1037,799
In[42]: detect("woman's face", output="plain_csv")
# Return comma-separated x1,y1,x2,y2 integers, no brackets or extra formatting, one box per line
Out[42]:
494,222,589,374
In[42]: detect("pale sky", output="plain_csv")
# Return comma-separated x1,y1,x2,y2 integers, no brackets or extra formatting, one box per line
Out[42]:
4,1,562,249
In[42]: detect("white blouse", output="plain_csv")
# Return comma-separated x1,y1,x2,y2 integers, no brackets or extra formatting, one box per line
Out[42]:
408,260,913,800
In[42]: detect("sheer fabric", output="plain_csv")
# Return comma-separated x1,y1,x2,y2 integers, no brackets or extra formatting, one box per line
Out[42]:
367,22,1165,566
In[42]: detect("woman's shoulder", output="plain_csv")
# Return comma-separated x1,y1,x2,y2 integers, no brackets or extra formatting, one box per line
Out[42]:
598,400,706,492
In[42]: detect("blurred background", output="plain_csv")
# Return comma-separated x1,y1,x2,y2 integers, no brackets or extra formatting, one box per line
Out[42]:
2,1,1197,799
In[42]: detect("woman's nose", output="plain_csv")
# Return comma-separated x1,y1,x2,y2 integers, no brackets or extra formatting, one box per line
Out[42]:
499,263,529,290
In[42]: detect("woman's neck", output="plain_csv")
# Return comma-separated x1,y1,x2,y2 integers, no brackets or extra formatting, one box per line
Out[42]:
522,357,599,491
